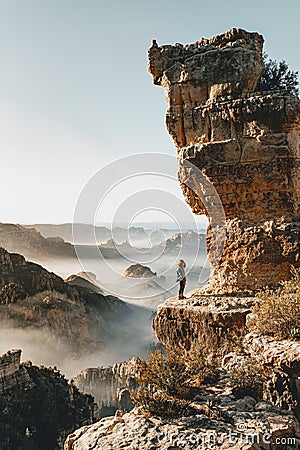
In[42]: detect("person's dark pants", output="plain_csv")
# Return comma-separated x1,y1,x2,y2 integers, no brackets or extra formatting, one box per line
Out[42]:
179,280,185,297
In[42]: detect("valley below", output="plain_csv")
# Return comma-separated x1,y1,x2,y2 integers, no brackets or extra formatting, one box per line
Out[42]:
0,222,208,377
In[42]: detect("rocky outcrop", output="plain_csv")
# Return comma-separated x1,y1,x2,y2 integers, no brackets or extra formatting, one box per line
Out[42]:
222,333,300,420
65,398,299,450
73,357,141,417
149,28,264,105
149,28,300,422
65,272,103,294
124,263,156,278
0,349,32,392
153,295,255,350
162,230,206,254
64,28,300,450
0,349,97,450
244,333,300,418
65,334,300,449
0,223,75,260
148,27,300,294
243,333,300,376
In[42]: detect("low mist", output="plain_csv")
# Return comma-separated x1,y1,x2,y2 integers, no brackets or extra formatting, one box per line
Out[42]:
0,225,209,377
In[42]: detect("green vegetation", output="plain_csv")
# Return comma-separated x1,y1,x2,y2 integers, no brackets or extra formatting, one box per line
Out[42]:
249,267,300,340
258,53,299,95
132,332,222,418
229,356,266,398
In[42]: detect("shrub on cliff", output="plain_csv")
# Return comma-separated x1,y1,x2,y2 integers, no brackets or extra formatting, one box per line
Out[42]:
257,53,299,95
248,267,300,340
132,338,221,417
229,356,266,399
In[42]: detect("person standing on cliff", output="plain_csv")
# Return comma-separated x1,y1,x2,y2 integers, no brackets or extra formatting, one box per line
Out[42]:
177,259,186,299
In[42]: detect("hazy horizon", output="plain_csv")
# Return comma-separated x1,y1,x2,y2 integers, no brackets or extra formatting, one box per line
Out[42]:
19,219,208,229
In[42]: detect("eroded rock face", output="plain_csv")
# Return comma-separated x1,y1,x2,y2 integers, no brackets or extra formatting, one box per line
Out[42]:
223,333,300,419
153,295,254,350
148,28,300,293
149,28,264,114
73,357,140,417
0,349,32,392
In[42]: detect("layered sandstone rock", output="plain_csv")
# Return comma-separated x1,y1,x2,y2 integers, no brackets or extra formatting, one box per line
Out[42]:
153,294,255,350
148,27,300,294
0,349,32,392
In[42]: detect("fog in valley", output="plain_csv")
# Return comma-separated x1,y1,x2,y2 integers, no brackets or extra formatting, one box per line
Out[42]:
0,223,209,377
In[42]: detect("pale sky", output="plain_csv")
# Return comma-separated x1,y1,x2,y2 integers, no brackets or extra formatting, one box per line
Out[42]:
0,0,299,224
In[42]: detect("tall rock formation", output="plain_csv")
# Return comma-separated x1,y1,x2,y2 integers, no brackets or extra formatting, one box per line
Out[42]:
148,27,300,294
73,357,141,417
0,349,32,392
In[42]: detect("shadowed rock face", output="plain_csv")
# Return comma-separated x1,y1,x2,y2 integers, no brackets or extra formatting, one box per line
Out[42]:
0,349,97,450
148,28,300,293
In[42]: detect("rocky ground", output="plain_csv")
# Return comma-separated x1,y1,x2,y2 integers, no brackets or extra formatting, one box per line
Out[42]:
65,392,299,449
64,329,300,448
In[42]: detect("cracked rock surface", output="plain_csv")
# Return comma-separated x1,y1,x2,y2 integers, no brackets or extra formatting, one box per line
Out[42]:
148,27,300,294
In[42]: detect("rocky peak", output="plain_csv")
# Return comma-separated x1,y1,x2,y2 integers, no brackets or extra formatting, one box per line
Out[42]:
123,263,156,278
148,28,264,116
0,348,32,392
